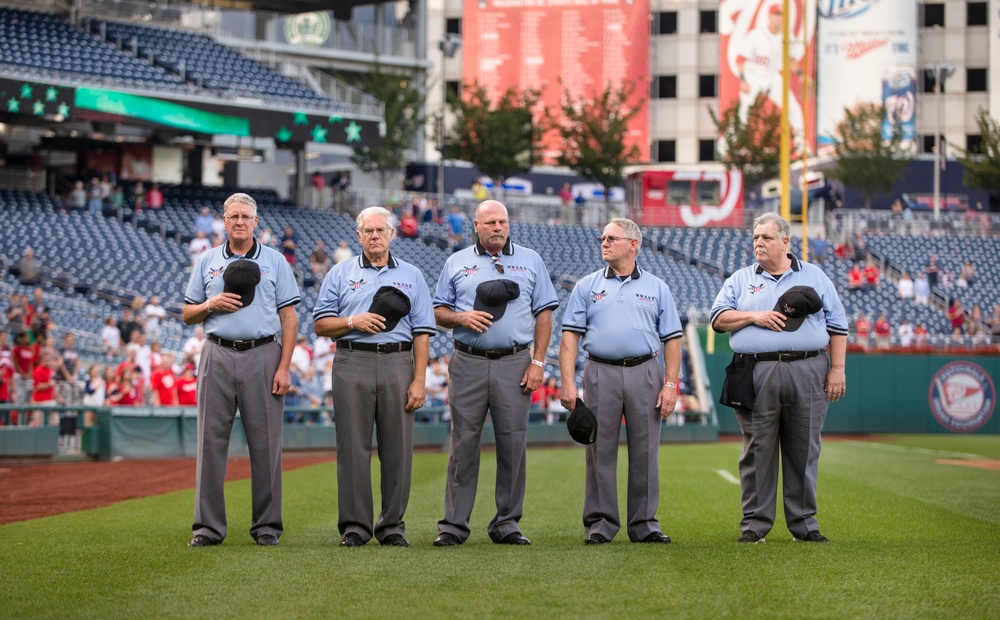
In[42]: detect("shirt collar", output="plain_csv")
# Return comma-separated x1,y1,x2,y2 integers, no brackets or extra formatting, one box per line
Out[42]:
474,237,514,256
223,239,260,259
604,263,642,280
755,253,801,275
360,252,398,269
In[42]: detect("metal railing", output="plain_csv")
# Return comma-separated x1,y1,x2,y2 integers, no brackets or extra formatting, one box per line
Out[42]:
829,209,1000,240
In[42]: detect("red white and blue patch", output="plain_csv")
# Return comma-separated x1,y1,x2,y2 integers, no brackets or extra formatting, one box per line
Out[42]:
929,361,995,433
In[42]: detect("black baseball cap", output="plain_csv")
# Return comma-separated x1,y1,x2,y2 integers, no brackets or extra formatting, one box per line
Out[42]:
473,280,520,321
223,260,260,308
567,398,598,445
368,285,411,332
773,286,823,331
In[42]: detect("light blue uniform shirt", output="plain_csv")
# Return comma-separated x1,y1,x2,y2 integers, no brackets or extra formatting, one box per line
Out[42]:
562,264,683,359
710,254,849,354
313,253,436,343
434,239,559,349
184,240,301,341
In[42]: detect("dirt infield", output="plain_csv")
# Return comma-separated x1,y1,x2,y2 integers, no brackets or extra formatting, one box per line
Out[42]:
0,453,336,525
936,458,1000,471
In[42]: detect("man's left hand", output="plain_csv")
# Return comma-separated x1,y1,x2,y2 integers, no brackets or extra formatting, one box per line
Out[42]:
655,386,677,420
272,368,291,396
520,361,544,394
405,381,426,413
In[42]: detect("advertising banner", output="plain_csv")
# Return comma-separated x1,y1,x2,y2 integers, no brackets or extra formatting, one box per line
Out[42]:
816,0,917,154
719,0,817,154
462,0,649,163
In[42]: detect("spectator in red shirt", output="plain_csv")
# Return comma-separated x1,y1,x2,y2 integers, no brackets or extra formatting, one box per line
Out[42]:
108,366,144,406
31,351,62,426
913,322,929,348
847,263,863,293
398,209,419,239
175,363,198,406
862,260,880,291
947,298,965,333
0,350,14,425
150,355,178,406
13,332,38,404
874,313,892,350
855,313,871,349
146,183,164,209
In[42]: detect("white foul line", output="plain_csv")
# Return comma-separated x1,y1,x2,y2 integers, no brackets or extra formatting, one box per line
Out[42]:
715,469,740,485
842,440,986,460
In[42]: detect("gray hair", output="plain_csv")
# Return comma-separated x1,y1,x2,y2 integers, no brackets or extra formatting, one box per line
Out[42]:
356,206,392,229
752,212,790,239
608,218,642,246
223,193,258,216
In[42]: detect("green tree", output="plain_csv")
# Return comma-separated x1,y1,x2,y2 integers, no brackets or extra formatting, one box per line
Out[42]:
709,94,782,200
551,80,644,204
350,63,425,190
827,102,908,210
447,82,543,190
957,107,1000,205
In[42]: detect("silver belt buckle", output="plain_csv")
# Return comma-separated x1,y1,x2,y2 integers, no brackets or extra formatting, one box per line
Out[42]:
376,343,392,353
233,339,251,351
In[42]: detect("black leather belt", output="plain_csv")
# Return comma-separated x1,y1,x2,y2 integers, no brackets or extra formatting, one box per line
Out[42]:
454,341,529,359
588,352,657,367
737,350,823,362
207,334,275,352
337,340,413,353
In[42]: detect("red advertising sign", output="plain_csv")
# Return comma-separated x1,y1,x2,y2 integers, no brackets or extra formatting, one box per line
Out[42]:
719,0,816,154
462,0,649,163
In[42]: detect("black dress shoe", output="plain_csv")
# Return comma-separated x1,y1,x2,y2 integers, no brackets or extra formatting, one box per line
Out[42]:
639,531,672,544
381,533,410,547
585,533,609,545
340,532,367,547
737,530,765,543
496,532,531,545
433,532,463,547
255,534,279,546
793,530,829,543
187,535,221,548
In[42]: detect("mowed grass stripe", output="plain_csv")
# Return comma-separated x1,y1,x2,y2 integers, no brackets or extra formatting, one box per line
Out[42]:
2,436,998,619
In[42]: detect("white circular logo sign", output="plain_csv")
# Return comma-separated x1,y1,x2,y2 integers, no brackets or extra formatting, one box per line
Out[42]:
928,361,995,433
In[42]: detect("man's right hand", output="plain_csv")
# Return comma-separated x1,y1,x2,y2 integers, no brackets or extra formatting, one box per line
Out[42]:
560,384,578,411
458,310,493,334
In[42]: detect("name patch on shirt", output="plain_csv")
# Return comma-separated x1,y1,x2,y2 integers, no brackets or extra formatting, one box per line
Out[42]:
635,293,657,304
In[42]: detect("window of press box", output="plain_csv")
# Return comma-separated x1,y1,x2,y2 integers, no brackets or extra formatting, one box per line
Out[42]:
699,74,717,98
654,140,676,163
967,68,987,92
656,11,677,35
446,18,461,35
921,3,945,28
966,2,987,26
700,10,717,33
654,75,677,99
698,139,716,162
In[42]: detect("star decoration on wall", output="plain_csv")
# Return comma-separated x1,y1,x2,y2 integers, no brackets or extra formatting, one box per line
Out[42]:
45,87,58,102
311,124,328,142
345,121,362,143
293,112,309,126
275,126,293,142
7,98,20,113
57,102,70,117
33,100,45,115
328,114,342,124
20,83,33,99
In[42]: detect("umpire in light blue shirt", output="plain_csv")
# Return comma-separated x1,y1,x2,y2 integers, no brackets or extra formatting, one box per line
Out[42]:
183,192,300,548
431,200,558,546
559,218,682,546
313,206,436,548
711,212,848,544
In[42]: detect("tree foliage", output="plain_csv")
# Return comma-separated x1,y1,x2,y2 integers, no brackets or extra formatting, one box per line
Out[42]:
957,107,1000,204
709,94,782,197
350,63,425,190
827,102,908,209
551,81,644,202
447,82,543,185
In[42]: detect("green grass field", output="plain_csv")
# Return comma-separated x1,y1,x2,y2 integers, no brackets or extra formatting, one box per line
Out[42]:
3,435,999,619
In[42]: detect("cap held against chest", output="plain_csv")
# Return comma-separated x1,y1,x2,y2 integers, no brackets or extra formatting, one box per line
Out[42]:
223,260,261,308
773,285,823,331
473,279,521,321
368,285,411,332
567,398,598,445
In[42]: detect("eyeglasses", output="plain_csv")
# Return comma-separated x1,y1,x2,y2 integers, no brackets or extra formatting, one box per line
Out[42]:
360,227,390,237
598,235,631,244
490,254,505,274
225,214,256,222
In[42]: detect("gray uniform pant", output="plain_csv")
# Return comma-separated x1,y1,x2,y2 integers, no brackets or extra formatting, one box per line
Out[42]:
583,357,663,542
733,353,829,539
438,348,531,542
331,348,414,542
192,339,284,542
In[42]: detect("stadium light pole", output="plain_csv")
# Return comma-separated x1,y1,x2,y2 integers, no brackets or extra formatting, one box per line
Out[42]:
924,61,954,220
438,33,461,209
